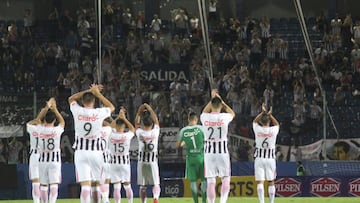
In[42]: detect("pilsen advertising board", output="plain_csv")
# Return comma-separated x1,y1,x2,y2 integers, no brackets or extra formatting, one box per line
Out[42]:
162,176,360,197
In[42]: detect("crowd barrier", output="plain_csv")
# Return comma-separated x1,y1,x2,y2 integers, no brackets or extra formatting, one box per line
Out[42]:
1,162,359,199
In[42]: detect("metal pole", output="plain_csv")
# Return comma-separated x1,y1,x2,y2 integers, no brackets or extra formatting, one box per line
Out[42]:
33,91,37,118
96,0,102,84
322,90,327,160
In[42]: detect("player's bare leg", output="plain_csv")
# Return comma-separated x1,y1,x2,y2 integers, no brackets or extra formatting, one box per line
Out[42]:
206,177,216,203
40,184,48,203
80,181,92,203
256,180,265,203
200,180,207,203
31,179,40,203
220,176,230,203
49,184,58,203
152,184,160,203
100,179,110,203
124,182,133,203
268,180,276,203
113,182,121,203
139,186,147,203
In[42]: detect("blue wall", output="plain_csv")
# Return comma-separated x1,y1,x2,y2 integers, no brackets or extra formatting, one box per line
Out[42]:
0,161,297,200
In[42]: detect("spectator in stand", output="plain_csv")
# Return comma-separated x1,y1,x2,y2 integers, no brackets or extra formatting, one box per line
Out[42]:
342,14,353,49
250,33,262,69
174,9,189,37
7,137,23,164
136,11,145,42
103,4,114,39
259,16,270,53
24,9,33,36
308,100,322,127
190,15,200,38
208,0,218,22
293,79,305,102
150,14,162,34
122,8,132,37
77,15,90,38
331,14,342,35
334,87,346,105
263,84,274,107
79,29,94,57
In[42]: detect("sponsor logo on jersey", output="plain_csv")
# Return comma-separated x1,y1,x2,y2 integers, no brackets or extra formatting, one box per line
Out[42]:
257,132,273,138
310,177,341,197
348,178,360,196
204,119,224,127
183,128,201,137
275,177,301,197
33,131,57,138
110,137,127,143
77,114,99,121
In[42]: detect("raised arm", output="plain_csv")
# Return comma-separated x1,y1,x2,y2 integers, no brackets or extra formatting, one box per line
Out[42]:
202,89,218,113
253,103,266,124
134,104,145,128
49,98,65,127
268,107,279,126
143,103,159,126
68,89,90,104
27,99,51,125
118,108,135,132
91,84,115,112
221,100,235,118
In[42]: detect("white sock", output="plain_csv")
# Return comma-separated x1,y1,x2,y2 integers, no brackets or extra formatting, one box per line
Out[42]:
80,185,91,203
268,185,276,203
49,184,58,203
32,182,40,203
257,184,265,203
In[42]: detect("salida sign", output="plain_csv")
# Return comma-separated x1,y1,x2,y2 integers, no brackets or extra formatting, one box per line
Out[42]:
140,64,190,81
310,177,341,197
275,178,301,197
348,178,360,196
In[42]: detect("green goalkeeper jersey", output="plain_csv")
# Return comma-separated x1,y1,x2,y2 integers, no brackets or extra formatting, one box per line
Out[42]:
179,125,204,157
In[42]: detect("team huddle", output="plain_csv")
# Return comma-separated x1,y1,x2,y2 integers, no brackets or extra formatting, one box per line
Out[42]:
27,85,279,203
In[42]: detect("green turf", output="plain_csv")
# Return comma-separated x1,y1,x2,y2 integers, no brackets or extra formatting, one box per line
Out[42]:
0,197,359,203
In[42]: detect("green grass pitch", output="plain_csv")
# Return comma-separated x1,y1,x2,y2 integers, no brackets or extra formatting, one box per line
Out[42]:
0,197,359,203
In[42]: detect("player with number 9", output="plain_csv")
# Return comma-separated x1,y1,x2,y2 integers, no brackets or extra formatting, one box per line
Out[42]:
200,89,235,203
68,84,115,203
108,108,135,203
135,103,161,203
27,98,65,203
177,112,206,203
252,103,279,203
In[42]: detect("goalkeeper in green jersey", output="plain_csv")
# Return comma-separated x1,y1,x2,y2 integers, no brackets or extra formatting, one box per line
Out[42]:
177,112,206,203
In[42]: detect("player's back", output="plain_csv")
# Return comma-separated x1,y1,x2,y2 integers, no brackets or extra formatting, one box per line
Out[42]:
109,130,134,156
34,125,64,162
136,125,160,163
252,123,279,159
179,125,204,156
70,101,111,150
200,113,233,154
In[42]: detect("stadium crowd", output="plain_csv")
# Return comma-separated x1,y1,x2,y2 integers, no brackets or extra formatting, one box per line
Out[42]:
0,1,359,164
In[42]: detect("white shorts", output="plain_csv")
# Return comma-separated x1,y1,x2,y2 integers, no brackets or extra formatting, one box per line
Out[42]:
101,162,110,181
29,153,40,180
39,162,62,184
254,158,276,181
137,162,160,185
75,150,104,182
110,163,131,183
204,153,231,178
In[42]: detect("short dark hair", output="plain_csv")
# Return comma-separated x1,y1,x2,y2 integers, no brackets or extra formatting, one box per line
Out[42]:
82,92,95,105
211,97,222,109
259,114,270,126
334,141,350,153
116,118,125,127
188,112,198,120
44,110,56,123
142,114,154,127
